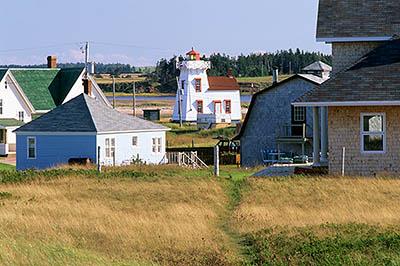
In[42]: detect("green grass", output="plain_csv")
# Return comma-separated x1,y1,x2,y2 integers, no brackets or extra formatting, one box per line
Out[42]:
105,92,175,97
236,75,293,83
242,223,400,265
0,163,15,171
160,122,237,147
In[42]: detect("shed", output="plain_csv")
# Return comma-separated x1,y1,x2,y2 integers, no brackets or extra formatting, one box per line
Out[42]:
143,109,161,121
14,94,170,170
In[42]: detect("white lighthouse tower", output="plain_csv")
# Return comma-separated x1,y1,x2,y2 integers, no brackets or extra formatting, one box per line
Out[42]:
172,48,241,126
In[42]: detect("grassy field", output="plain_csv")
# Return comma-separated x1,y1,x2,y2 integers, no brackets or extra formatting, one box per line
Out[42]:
0,165,252,265
236,74,293,84
1,166,400,264
162,122,238,147
94,73,147,85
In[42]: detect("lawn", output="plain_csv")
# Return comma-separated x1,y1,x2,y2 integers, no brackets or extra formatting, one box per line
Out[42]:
2,166,400,265
162,122,238,147
93,73,146,85
236,74,293,84
0,163,15,171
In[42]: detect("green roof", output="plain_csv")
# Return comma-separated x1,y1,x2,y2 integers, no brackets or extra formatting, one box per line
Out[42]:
10,68,83,111
0,70,7,81
0,119,25,127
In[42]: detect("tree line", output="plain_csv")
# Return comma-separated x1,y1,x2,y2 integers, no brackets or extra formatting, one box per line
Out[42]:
149,49,332,92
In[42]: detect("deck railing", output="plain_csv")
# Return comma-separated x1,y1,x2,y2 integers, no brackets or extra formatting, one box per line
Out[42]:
276,123,312,139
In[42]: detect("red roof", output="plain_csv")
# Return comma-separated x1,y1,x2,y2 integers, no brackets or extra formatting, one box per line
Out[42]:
186,48,199,56
207,76,240,91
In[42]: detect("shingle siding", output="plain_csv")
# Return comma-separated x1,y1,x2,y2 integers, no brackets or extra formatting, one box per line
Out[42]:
332,42,382,74
240,78,315,166
329,106,400,176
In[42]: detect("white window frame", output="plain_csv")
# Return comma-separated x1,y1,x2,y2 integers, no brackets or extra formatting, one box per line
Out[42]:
152,137,162,154
27,137,36,159
105,137,116,158
294,106,306,122
132,136,138,147
0,99,3,115
360,113,386,154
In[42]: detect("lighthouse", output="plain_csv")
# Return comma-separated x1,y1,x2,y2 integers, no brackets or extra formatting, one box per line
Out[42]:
172,48,241,126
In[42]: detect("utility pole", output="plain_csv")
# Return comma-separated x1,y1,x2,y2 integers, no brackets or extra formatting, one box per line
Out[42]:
84,41,89,79
132,81,136,116
176,77,183,127
112,76,116,109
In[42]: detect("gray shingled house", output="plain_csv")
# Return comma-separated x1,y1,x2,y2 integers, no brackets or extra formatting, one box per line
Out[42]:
294,0,400,176
235,62,330,166
14,94,170,170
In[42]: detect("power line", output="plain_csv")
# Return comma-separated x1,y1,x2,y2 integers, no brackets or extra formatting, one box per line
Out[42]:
0,42,81,54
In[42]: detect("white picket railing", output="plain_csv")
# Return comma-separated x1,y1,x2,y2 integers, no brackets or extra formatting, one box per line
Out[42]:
166,151,208,169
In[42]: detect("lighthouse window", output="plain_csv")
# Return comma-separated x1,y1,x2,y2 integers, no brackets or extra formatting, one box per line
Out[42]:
195,78,201,92
196,100,203,113
225,100,231,114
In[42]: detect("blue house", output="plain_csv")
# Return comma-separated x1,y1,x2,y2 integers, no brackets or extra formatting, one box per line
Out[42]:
14,94,170,170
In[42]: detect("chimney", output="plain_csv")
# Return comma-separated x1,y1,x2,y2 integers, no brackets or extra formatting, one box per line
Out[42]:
228,68,233,77
47,56,57,68
272,67,279,84
83,78,92,95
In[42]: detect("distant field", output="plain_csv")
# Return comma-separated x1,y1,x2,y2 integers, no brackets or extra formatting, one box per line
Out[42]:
161,122,238,148
94,73,147,84
236,74,293,84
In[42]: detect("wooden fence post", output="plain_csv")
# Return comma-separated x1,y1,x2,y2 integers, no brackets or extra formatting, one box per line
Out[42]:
341,147,345,177
214,145,219,176
97,146,101,172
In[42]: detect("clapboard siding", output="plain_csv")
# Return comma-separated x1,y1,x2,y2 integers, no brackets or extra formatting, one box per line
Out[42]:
97,131,166,166
16,134,96,170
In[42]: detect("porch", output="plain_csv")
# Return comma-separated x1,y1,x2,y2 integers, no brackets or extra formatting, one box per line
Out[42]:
276,123,312,155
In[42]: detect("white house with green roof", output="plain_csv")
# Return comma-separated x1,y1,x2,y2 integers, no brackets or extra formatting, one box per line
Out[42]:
0,59,110,155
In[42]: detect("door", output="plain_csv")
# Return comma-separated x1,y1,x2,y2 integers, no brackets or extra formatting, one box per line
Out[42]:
214,101,222,114
291,106,306,136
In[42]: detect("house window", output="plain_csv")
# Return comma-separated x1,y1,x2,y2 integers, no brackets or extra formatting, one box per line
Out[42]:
105,137,116,158
0,99,3,115
294,106,306,122
181,80,185,92
0,130,4,144
27,137,36,159
196,100,203,114
152,137,162,154
18,111,24,122
225,100,231,114
361,113,385,153
132,136,138,147
195,78,201,92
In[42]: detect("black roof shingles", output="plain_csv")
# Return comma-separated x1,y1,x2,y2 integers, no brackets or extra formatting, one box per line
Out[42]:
295,38,400,104
15,94,169,133
317,0,400,39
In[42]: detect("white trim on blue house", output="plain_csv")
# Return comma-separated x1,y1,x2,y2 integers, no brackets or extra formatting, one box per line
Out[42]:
27,136,36,159
317,37,392,43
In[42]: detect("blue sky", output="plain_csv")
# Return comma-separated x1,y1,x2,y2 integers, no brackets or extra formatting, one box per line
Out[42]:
1,0,330,66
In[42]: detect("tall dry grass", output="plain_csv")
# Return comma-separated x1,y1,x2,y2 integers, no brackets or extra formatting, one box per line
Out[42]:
0,166,236,265
233,176,400,234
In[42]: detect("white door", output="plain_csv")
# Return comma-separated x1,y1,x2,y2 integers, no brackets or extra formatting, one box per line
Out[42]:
215,102,221,114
